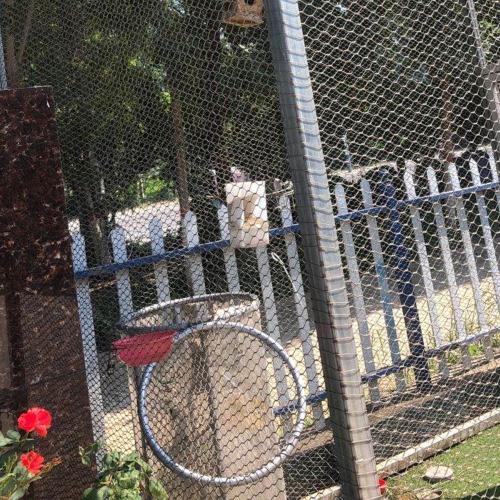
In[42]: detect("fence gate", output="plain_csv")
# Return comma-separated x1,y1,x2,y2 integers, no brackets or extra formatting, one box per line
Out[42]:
1,0,499,498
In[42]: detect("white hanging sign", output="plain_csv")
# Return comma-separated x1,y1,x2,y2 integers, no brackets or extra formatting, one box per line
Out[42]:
225,181,270,249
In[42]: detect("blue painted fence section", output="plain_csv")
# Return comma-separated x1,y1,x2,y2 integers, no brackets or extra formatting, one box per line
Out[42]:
379,171,431,389
74,224,300,279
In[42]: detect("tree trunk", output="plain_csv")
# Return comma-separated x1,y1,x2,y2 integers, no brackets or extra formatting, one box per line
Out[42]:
4,32,20,88
172,98,190,219
439,76,455,164
74,184,109,266
186,1,229,244
3,0,34,88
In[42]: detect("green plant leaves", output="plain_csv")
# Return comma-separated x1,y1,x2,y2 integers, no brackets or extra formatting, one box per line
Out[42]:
0,456,35,500
0,431,20,449
97,486,113,500
9,486,28,500
5,433,20,444
82,486,110,500
79,442,101,467
149,479,168,499
79,447,92,468
0,437,11,449
80,442,168,499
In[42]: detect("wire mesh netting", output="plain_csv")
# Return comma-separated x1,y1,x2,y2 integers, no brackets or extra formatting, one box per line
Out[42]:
298,1,500,498
1,0,499,498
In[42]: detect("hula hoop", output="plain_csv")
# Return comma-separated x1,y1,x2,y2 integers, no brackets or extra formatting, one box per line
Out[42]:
138,321,306,487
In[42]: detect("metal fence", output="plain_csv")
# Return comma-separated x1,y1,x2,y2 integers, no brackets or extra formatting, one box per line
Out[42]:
1,0,499,498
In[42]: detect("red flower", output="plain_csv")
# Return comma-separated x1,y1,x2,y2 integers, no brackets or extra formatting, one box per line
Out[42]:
17,407,52,437
379,478,387,495
20,451,45,475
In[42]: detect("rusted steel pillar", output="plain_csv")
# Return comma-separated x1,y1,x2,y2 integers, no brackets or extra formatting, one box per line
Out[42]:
0,87,95,497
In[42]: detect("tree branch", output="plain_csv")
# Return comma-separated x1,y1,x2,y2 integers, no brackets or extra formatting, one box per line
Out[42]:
4,32,19,88
16,0,35,68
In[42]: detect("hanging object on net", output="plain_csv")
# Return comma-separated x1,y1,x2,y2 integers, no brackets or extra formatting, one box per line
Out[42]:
223,0,264,28
226,180,270,249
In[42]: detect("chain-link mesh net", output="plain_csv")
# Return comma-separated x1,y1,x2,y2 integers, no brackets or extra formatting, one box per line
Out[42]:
1,0,499,498
297,0,500,498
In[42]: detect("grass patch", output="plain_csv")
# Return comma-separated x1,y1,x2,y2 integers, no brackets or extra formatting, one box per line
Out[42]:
387,424,500,499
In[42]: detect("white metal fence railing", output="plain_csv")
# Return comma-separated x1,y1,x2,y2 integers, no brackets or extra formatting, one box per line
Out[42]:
72,150,500,461
71,186,323,447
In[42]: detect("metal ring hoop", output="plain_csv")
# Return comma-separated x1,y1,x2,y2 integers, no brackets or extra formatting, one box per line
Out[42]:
138,321,306,487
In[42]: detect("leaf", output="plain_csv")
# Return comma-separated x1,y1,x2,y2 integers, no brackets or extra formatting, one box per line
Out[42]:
119,490,140,500
9,487,27,500
80,448,92,467
117,475,136,489
0,433,12,448
0,474,16,494
80,442,101,467
149,479,168,499
0,451,19,473
12,463,29,477
5,432,19,443
103,454,116,468
96,486,112,499
134,458,150,473
82,488,99,500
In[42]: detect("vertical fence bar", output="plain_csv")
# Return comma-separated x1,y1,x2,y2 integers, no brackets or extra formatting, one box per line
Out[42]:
335,184,380,403
149,217,173,327
183,211,207,296
265,2,380,497
427,167,471,370
379,172,430,390
110,227,144,453
275,180,324,424
361,179,406,392
182,211,209,329
111,228,134,321
448,164,492,360
469,159,500,311
71,233,106,453
487,147,498,177
486,150,500,216
404,170,448,379
215,201,241,294
255,245,291,412
149,217,172,303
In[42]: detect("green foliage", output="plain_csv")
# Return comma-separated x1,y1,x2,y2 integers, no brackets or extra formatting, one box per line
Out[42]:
0,462,32,500
301,0,495,167
467,343,485,357
0,432,21,449
0,431,43,500
80,443,167,500
3,0,498,264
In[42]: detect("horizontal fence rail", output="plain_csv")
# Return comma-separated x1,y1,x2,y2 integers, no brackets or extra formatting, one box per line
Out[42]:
74,181,500,280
